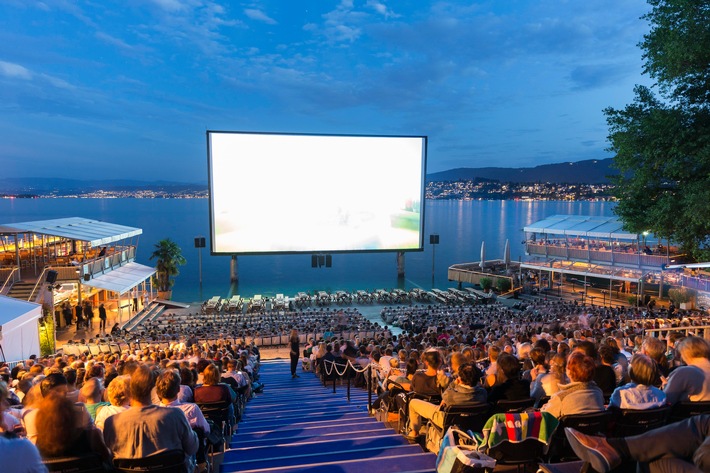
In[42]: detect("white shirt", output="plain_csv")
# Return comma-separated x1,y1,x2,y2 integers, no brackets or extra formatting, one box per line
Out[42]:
161,399,210,434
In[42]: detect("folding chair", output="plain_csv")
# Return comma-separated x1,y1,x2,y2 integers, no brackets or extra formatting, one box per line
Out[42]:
196,401,233,452
483,411,560,473
492,397,536,414
43,453,105,473
424,402,491,453
669,401,710,423
610,405,670,437
113,449,187,473
548,410,613,462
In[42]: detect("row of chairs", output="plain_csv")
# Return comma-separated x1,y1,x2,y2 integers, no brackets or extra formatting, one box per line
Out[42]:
407,399,710,470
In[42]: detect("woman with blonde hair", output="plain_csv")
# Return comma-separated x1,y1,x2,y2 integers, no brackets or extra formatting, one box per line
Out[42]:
94,375,131,431
531,353,568,405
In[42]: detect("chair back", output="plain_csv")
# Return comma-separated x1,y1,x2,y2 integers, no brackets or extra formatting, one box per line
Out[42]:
492,397,535,414
43,453,105,473
483,411,559,466
440,403,492,435
113,449,187,473
669,401,710,423
549,410,612,462
196,401,231,424
611,405,670,437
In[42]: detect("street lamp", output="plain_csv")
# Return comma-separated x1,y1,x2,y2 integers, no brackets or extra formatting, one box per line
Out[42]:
430,234,440,281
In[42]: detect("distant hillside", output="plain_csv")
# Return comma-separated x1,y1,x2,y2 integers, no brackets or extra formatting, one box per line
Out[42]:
427,158,617,184
0,178,207,194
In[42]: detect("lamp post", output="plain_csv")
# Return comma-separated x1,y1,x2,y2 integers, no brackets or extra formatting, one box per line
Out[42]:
430,234,440,282
194,237,205,285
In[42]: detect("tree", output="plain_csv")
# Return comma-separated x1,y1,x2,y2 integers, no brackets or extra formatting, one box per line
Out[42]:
605,0,710,260
149,238,187,294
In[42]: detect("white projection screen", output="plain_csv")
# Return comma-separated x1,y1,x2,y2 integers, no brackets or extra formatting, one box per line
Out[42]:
207,131,427,255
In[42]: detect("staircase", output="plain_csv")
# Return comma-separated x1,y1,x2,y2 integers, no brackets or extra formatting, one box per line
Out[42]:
222,360,436,473
7,281,38,301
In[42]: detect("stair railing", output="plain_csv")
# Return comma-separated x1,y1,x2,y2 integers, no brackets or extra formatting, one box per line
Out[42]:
28,267,50,302
0,267,19,294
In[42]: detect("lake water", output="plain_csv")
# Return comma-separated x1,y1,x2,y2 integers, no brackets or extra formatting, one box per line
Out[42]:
0,199,614,301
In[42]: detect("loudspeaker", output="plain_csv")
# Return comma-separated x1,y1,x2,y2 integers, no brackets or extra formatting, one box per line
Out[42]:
194,237,206,248
46,270,58,284
325,255,332,267
311,255,318,268
430,234,440,244
84,274,91,282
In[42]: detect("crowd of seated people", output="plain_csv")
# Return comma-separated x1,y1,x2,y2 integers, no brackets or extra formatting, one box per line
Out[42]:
4,293,710,471
295,298,710,471
0,338,260,472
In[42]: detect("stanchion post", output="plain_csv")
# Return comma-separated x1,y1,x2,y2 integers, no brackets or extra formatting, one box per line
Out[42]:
367,364,372,410
347,374,351,402
333,369,337,394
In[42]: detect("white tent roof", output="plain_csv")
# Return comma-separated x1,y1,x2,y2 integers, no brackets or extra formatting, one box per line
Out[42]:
0,295,41,362
81,262,155,295
0,217,142,246
524,215,637,240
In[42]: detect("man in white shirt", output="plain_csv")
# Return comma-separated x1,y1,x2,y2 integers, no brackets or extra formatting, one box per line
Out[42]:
156,370,210,434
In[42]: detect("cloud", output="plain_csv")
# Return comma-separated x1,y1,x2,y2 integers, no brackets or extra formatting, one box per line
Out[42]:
569,64,634,91
149,0,191,12
0,60,32,80
366,1,398,19
244,8,276,25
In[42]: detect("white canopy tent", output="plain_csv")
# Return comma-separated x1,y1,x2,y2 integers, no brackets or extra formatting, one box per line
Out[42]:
0,295,41,363
1,217,142,247
80,262,156,324
524,215,638,241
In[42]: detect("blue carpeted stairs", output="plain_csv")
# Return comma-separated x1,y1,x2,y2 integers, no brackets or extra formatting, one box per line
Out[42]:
221,359,437,473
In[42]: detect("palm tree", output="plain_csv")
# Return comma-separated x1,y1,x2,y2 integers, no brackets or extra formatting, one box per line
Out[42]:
149,238,186,296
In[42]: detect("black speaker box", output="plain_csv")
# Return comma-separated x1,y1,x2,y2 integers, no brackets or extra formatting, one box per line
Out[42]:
311,255,318,268
194,237,206,248
325,255,332,267
84,273,91,282
430,234,440,244
46,270,58,284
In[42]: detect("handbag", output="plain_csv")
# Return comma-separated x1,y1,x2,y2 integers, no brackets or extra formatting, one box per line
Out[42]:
436,427,496,473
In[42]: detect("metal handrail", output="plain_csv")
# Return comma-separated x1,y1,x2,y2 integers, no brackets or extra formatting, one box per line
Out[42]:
28,267,49,302
0,267,19,293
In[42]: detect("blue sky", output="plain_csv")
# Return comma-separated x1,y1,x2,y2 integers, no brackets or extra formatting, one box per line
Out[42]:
0,0,651,182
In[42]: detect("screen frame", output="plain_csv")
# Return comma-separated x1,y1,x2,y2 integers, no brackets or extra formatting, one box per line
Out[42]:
206,130,428,256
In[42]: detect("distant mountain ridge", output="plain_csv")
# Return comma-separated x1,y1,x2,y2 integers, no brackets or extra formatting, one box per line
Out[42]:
0,177,207,194
427,158,617,184
2,158,617,194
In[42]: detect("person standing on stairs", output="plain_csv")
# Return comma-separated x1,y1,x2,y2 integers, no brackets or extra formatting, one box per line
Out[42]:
289,329,300,378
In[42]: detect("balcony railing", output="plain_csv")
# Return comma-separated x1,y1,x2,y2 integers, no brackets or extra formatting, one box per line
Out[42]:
525,243,670,268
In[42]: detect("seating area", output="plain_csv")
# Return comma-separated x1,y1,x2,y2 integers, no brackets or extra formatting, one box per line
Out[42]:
7,285,710,473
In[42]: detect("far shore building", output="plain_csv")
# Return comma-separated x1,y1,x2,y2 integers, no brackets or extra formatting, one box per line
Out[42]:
448,214,709,310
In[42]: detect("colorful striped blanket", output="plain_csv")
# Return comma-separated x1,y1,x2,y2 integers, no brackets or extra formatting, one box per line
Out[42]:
480,411,559,449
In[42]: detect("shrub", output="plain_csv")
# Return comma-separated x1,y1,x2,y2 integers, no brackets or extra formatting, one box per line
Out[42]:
668,287,697,305
496,278,512,293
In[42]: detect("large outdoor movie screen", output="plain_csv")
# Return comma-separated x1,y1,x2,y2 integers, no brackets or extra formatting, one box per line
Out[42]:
207,131,427,255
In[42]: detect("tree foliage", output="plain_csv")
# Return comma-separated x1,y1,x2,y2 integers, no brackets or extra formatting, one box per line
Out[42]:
606,0,710,260
149,238,187,292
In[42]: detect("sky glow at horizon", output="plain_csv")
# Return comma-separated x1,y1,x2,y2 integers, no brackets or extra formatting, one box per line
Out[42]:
0,0,652,182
